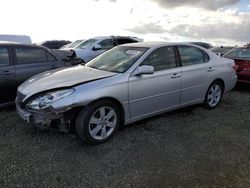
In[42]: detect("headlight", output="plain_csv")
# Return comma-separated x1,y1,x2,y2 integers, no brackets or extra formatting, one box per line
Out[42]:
27,89,74,110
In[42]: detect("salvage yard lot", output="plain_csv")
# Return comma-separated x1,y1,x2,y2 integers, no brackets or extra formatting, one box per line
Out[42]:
0,84,250,187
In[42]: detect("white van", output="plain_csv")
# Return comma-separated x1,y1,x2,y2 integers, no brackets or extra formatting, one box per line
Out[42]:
0,35,32,44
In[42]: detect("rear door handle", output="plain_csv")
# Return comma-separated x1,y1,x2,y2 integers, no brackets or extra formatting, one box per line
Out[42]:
207,67,215,72
171,73,181,78
0,70,14,75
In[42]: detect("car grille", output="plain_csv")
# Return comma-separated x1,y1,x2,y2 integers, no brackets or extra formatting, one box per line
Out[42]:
16,92,26,109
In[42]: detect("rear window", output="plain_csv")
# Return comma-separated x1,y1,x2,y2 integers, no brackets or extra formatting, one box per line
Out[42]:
178,46,210,66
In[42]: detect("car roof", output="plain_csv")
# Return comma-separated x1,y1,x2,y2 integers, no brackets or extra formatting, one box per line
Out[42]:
121,41,203,48
91,36,113,40
0,42,50,50
89,36,140,41
0,41,21,44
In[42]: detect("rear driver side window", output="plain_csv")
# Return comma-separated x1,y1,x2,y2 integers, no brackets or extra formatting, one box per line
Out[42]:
16,47,47,64
178,46,209,66
0,47,10,67
141,46,176,71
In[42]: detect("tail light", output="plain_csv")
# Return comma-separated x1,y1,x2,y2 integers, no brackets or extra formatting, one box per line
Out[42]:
242,63,250,71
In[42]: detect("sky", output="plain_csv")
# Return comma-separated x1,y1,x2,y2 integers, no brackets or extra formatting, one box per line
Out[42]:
1,0,250,46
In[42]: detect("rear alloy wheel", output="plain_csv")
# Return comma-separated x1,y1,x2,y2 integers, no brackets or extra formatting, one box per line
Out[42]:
76,100,121,144
204,82,223,109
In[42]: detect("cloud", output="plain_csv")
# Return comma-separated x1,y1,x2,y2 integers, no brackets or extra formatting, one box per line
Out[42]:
169,20,250,43
93,0,116,2
126,22,169,34
150,0,240,10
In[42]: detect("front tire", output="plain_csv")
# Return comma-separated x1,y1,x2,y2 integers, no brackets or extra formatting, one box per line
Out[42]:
75,100,121,144
204,81,223,109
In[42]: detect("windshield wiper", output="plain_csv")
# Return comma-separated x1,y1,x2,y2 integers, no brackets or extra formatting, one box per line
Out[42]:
88,65,99,69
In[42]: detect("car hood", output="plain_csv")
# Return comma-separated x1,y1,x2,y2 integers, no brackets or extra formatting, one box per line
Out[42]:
18,65,117,98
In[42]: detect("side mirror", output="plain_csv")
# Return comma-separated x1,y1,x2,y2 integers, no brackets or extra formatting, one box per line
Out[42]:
133,65,154,76
93,44,102,51
216,52,222,57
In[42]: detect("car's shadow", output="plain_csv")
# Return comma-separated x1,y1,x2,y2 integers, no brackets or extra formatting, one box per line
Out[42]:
0,105,15,112
233,83,250,92
1,83,248,146
122,104,200,131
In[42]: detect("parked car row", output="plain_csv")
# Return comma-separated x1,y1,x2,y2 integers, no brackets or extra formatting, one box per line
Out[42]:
73,36,142,63
0,35,142,107
15,42,237,144
1,34,248,144
37,36,142,63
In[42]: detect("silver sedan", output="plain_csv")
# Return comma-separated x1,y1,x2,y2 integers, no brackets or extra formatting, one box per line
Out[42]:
16,42,237,144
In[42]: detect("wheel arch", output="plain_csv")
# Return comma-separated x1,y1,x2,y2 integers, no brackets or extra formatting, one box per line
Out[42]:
210,78,225,93
85,97,126,126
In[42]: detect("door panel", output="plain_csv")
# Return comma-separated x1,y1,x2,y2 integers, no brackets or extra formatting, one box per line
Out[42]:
129,68,181,119
180,64,211,105
0,47,16,104
177,45,216,105
128,46,181,120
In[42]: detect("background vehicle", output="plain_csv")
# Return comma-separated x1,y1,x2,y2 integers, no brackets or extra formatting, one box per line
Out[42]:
223,44,250,83
211,46,235,56
190,42,213,49
0,42,81,107
0,34,32,44
74,36,141,62
39,40,71,49
16,42,237,144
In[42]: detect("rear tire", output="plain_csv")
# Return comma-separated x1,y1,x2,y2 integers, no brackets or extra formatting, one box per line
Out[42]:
75,100,121,144
204,81,223,109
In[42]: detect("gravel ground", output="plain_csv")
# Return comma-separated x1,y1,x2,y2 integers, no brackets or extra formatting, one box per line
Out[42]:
0,84,250,188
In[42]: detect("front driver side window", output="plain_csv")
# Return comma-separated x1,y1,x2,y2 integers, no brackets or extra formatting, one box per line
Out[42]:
141,46,176,71
99,39,114,50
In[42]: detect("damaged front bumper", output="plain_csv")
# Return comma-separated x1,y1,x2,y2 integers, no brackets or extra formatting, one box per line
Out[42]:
16,98,69,130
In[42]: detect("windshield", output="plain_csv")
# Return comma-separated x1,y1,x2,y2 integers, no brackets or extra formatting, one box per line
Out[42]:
86,46,148,73
62,40,84,49
224,48,250,59
75,39,98,49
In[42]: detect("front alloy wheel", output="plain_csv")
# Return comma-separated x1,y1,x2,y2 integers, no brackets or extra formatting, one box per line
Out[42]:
76,100,121,144
89,106,117,140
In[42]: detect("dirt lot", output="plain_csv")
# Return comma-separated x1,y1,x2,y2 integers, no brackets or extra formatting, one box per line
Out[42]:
0,84,250,188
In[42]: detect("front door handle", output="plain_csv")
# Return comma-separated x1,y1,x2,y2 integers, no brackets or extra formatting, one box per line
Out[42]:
0,70,14,75
208,67,215,72
171,73,181,78
50,65,58,69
